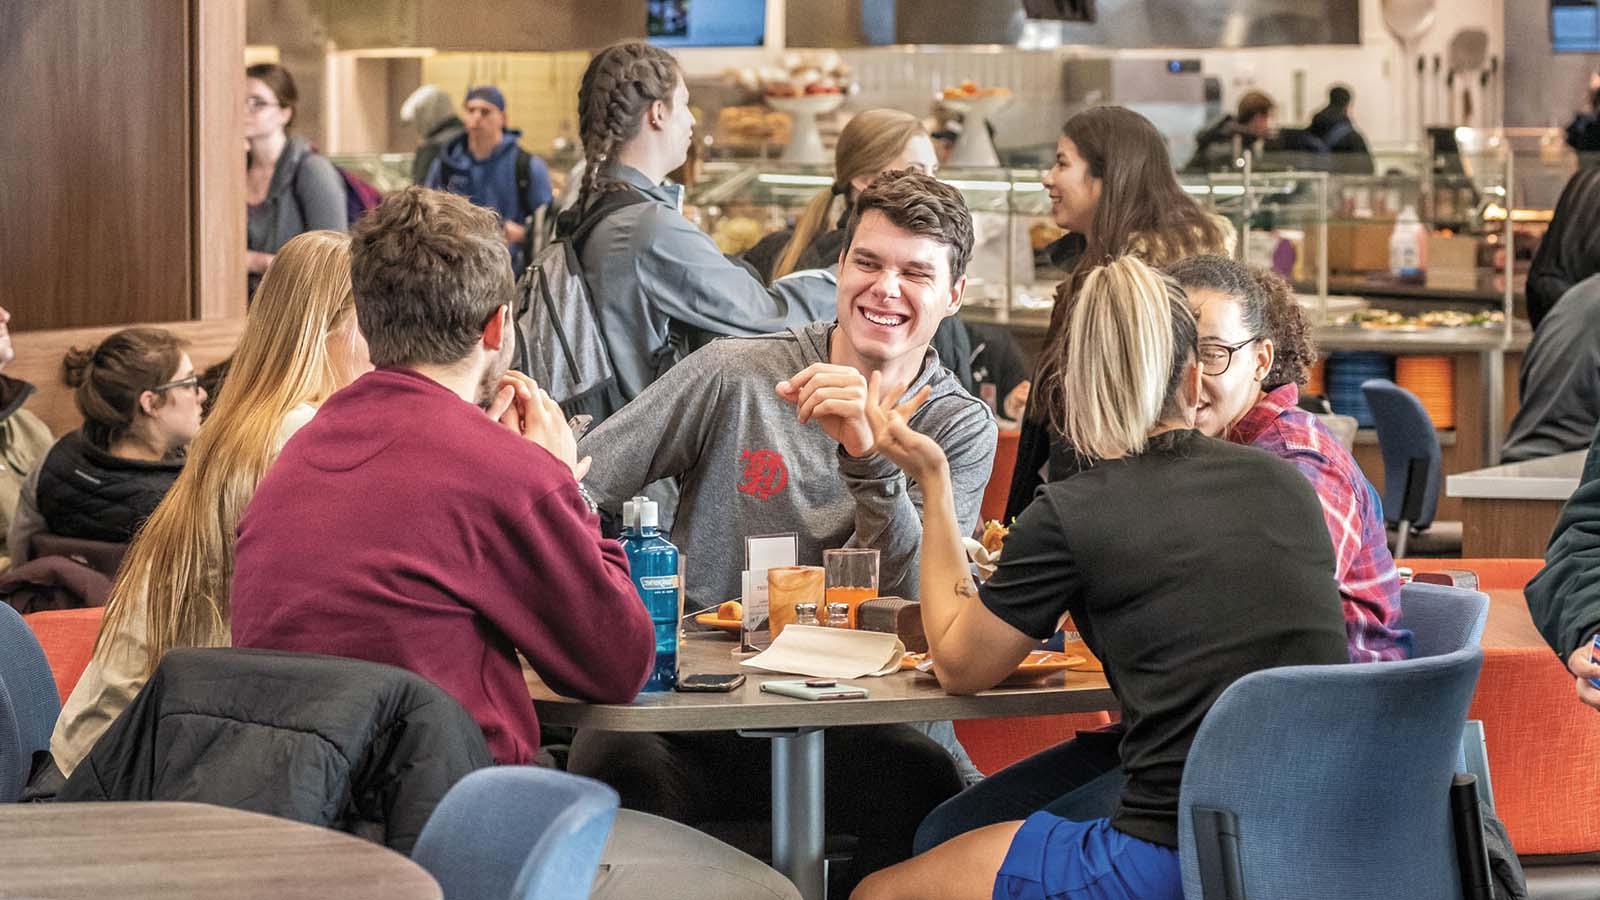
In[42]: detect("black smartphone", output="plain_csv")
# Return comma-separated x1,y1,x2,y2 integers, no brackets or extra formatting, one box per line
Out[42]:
676,673,746,693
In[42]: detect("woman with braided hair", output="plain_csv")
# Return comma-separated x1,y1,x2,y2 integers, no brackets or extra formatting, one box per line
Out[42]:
568,41,832,406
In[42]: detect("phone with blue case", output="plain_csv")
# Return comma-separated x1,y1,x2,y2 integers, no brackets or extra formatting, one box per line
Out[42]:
760,679,869,701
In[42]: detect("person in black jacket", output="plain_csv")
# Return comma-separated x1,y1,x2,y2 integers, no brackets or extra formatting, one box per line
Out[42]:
1565,75,1600,156
1307,85,1375,175
1526,430,1600,712
9,328,201,561
1526,165,1600,331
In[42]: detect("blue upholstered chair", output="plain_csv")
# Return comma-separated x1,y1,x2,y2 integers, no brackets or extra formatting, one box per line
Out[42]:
0,602,61,801
1361,378,1462,557
1400,581,1489,659
411,765,620,900
1178,646,1485,900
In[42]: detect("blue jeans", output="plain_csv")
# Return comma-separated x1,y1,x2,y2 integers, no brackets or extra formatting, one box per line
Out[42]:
916,726,1129,854
994,813,1181,900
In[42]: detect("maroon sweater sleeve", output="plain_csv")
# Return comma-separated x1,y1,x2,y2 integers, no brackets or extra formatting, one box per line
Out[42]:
494,480,654,704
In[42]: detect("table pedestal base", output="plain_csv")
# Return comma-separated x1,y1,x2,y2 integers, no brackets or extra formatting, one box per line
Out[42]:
743,727,826,900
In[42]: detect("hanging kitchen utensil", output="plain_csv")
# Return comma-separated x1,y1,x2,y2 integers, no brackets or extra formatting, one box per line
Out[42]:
1433,54,1443,127
1447,29,1489,129
1383,0,1439,138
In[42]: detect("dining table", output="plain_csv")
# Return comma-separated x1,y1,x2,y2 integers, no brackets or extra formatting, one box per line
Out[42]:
529,629,1115,900
0,801,443,900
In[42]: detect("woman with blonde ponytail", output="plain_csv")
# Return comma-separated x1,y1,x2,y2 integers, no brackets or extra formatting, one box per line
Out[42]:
855,256,1347,900
742,108,935,282
48,230,371,779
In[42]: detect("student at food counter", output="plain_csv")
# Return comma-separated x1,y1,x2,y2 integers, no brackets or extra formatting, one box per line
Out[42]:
1004,106,1232,520
854,256,1347,900
569,172,993,893
245,64,348,298
741,108,1032,421
422,85,552,277
565,41,833,408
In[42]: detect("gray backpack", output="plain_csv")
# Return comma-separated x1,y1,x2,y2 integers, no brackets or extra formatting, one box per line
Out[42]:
512,188,648,422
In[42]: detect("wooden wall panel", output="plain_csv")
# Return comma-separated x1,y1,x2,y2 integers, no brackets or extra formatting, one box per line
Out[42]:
195,0,249,320
0,1,194,329
9,319,247,438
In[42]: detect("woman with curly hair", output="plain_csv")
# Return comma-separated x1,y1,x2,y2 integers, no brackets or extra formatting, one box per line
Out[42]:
1170,254,1411,664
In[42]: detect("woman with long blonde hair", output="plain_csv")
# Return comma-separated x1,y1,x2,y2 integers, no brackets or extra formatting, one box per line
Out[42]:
49,230,371,778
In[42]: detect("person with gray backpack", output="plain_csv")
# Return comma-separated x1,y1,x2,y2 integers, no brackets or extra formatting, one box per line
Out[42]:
516,42,831,425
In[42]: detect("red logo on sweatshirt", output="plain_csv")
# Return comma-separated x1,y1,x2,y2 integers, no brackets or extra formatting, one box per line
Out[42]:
738,449,788,501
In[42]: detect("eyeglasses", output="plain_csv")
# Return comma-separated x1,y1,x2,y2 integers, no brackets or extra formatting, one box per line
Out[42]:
245,97,280,113
1197,337,1260,377
153,374,201,393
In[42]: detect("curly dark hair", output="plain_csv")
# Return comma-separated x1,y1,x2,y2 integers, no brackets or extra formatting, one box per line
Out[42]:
1165,254,1317,389
841,169,974,282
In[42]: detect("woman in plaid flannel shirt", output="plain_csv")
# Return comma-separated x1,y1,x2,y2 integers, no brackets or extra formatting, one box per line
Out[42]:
1171,254,1412,663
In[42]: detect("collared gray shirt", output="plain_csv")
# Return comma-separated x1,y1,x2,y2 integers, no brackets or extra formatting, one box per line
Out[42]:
578,165,834,401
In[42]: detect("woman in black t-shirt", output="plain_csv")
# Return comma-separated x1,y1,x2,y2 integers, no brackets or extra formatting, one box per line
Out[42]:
851,257,1347,900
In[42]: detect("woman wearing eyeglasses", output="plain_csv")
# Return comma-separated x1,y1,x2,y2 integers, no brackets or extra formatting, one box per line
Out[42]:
47,230,372,781
1170,254,1411,664
246,63,348,298
9,328,203,564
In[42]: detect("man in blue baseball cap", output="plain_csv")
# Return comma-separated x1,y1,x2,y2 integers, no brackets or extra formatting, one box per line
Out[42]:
423,84,552,275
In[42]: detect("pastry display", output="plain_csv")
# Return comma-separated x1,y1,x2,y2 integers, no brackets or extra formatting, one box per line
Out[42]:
711,215,764,255
1337,308,1505,329
941,80,1013,101
718,600,743,621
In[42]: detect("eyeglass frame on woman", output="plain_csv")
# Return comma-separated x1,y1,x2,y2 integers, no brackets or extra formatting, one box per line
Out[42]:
1196,336,1261,377
152,374,201,393
245,97,281,113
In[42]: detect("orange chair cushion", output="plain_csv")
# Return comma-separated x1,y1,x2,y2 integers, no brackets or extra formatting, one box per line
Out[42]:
23,607,104,703
980,429,1021,526
955,711,1114,776
1396,558,1544,592
1468,645,1600,855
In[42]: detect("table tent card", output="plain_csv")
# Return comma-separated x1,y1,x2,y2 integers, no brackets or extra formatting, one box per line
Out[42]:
742,533,798,651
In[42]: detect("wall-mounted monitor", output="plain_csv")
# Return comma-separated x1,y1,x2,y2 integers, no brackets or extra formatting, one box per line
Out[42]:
1553,0,1600,52
648,0,766,48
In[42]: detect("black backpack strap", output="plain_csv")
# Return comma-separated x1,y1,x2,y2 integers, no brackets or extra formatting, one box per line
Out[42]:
514,148,532,220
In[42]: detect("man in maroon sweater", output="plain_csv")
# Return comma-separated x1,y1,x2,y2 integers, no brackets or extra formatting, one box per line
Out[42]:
229,186,653,766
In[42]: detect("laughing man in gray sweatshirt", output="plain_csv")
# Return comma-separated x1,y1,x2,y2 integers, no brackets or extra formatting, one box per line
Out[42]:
569,173,998,889
579,176,997,611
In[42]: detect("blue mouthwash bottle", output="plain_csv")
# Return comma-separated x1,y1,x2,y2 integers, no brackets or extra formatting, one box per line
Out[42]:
624,497,679,691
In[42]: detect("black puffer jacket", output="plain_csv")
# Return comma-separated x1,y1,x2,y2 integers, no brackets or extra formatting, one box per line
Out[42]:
34,430,181,544
57,648,492,854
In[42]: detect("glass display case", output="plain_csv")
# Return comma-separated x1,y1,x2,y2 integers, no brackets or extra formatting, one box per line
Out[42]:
683,161,1335,329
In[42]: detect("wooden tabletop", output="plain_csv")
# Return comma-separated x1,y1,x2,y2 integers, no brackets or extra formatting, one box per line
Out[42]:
0,802,442,900
529,632,1116,732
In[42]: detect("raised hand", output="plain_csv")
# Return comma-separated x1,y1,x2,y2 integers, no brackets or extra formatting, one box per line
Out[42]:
862,371,945,480
776,362,875,457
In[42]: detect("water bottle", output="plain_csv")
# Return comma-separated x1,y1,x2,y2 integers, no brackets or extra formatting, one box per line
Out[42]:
617,496,642,545
623,498,679,691
1389,204,1426,280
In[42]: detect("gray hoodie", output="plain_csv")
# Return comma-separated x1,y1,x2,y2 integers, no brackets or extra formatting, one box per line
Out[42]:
580,320,998,610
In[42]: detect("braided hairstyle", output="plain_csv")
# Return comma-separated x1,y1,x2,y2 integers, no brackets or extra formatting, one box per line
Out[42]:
576,41,681,209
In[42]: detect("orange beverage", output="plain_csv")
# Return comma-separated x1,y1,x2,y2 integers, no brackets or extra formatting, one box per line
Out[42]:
824,586,877,628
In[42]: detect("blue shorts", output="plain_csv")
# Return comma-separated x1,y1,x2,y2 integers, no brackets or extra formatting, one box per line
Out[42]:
993,813,1181,900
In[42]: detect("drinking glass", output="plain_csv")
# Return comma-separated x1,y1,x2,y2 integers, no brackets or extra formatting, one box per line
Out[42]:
823,548,879,628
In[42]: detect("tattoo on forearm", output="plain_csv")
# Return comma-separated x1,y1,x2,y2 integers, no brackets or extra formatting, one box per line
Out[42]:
955,579,979,603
